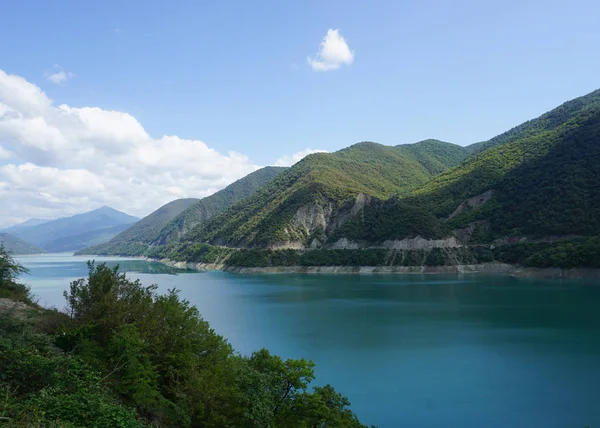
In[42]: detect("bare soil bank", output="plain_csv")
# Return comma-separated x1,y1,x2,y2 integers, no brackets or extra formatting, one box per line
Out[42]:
156,259,600,279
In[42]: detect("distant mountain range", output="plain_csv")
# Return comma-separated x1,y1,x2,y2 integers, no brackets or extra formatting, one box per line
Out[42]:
2,218,52,235
9,206,139,253
79,88,600,270
78,167,286,255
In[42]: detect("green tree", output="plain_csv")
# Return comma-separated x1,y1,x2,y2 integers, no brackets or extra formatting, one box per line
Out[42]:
0,244,31,302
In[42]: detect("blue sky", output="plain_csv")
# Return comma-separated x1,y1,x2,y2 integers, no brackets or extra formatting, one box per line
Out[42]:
1,0,599,225
4,0,600,160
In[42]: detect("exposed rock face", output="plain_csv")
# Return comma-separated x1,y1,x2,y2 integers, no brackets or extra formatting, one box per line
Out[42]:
268,242,305,250
447,190,494,221
221,263,515,275
329,238,361,249
0,298,35,320
326,193,372,234
453,220,489,244
286,193,373,249
381,236,460,250
292,202,333,236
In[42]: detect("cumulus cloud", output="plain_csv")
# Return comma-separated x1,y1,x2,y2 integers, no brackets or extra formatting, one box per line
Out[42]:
307,29,354,72
46,65,74,84
275,148,328,167
0,69,259,228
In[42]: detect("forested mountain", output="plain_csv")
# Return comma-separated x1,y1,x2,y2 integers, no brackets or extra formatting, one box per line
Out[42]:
12,206,139,252
153,166,287,245
2,218,52,234
408,99,600,239
147,88,600,270
0,233,45,254
182,140,468,248
79,88,600,270
78,167,286,255
465,88,600,155
78,198,199,255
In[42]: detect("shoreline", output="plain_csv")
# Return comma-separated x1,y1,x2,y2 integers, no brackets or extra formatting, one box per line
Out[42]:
156,259,600,279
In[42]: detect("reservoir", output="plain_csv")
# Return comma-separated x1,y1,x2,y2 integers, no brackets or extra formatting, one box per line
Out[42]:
17,253,600,428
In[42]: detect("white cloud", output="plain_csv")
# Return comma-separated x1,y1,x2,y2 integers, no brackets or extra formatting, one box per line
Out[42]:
0,69,259,228
275,148,328,167
46,65,74,84
307,29,354,72
0,145,13,159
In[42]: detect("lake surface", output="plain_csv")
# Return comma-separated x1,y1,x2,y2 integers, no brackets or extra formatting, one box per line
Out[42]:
16,253,600,428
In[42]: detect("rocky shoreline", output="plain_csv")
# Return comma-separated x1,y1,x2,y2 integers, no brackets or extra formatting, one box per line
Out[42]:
154,259,600,279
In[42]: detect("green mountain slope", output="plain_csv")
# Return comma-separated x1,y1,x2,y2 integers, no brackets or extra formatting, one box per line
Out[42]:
183,141,468,248
0,233,45,254
406,98,600,239
156,88,600,270
154,166,287,245
78,198,199,255
12,207,139,252
466,88,600,155
78,167,287,255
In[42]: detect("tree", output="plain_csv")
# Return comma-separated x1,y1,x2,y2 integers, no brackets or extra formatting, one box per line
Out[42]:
0,244,30,301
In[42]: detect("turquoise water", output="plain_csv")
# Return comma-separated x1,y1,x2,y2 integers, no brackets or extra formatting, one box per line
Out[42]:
16,253,600,428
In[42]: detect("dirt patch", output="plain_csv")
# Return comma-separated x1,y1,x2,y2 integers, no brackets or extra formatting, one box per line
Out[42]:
447,190,494,221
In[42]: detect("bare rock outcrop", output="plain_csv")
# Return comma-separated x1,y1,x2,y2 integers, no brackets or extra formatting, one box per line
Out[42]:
447,190,494,221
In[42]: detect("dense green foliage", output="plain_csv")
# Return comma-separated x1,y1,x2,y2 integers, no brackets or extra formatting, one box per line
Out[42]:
327,198,449,244
80,167,285,256
12,206,139,253
154,167,287,245
0,245,31,302
78,198,198,255
1,315,144,427
0,252,367,427
0,233,45,255
399,139,469,175
149,236,600,270
492,236,600,269
88,88,600,269
407,93,600,239
465,88,600,154
185,141,467,248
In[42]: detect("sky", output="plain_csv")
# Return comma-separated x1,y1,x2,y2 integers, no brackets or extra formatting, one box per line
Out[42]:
1,0,599,227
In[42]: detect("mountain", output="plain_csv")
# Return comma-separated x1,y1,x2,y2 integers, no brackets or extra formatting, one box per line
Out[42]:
153,166,287,245
321,88,600,247
76,198,199,255
406,91,600,240
0,233,45,255
152,88,600,271
2,218,52,234
181,140,468,249
12,206,139,252
465,88,600,155
78,167,287,255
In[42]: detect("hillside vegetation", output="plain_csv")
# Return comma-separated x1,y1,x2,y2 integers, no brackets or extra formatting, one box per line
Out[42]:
153,166,287,245
78,88,600,270
78,198,198,256
0,247,367,427
407,98,600,239
0,233,44,255
78,167,286,256
183,141,468,248
149,87,600,270
465,88,600,154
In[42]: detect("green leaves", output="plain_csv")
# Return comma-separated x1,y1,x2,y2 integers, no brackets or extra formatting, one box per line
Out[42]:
50,262,369,426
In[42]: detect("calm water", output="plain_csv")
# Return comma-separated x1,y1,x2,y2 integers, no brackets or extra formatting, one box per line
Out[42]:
16,253,600,428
